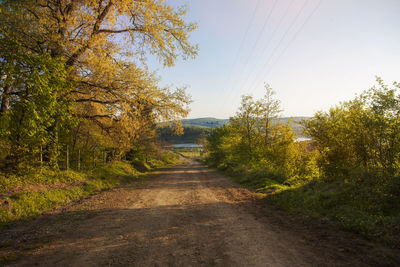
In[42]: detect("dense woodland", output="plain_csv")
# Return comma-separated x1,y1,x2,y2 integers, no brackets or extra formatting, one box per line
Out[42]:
204,80,400,245
0,0,197,172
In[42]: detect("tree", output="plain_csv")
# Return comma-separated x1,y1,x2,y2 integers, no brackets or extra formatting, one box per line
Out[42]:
206,124,241,169
1,0,198,67
229,85,283,161
197,130,208,156
230,95,264,161
207,90,299,182
304,77,400,179
0,0,198,167
260,84,281,146
0,33,73,168
0,0,197,132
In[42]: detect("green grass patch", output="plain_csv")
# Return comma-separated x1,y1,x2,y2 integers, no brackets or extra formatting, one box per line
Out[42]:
0,153,181,226
209,162,400,247
0,161,139,226
268,181,400,245
179,151,200,159
172,147,202,159
0,169,86,193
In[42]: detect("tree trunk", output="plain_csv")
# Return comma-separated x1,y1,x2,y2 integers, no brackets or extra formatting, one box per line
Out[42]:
265,117,270,146
0,85,11,115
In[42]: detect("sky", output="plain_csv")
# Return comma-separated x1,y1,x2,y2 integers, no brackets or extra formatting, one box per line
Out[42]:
148,0,400,119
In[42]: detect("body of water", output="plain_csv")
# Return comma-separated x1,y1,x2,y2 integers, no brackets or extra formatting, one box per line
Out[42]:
296,137,312,142
167,139,310,148
169,144,202,148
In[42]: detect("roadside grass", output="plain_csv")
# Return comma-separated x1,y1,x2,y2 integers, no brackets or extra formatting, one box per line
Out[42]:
172,147,202,159
0,161,137,226
0,168,86,193
0,151,181,227
208,163,400,247
179,151,199,158
268,180,400,246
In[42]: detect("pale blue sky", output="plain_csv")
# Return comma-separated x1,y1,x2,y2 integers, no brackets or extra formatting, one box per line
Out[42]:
149,0,400,119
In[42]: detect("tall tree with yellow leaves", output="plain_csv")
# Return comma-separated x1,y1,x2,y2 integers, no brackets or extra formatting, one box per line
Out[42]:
0,0,198,164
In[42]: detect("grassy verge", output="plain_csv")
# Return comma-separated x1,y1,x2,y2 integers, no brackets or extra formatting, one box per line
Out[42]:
172,147,202,159
268,180,400,246
0,151,181,227
206,162,400,248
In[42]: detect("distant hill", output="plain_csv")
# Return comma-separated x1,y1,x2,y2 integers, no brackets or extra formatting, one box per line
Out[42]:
277,117,310,137
277,117,310,124
181,117,229,128
159,117,311,144
182,117,310,135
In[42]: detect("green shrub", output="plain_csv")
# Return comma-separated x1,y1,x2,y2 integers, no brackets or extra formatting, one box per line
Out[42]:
130,159,151,172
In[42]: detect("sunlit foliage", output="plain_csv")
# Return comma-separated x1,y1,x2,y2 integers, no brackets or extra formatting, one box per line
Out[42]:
0,0,198,170
205,85,317,183
304,77,400,180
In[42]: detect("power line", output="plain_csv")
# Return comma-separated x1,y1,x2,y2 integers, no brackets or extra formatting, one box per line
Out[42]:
214,0,262,115
248,0,323,95
227,0,280,98
218,0,289,116
246,0,311,95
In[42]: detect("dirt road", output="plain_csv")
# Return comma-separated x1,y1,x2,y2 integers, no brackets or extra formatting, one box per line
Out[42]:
4,160,397,266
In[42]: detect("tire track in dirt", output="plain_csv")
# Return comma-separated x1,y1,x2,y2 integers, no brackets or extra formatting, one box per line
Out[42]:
6,160,397,266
